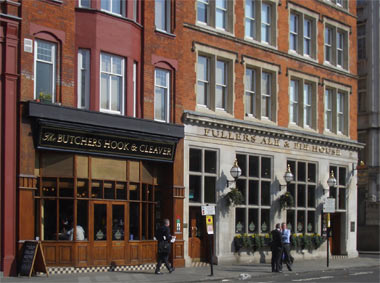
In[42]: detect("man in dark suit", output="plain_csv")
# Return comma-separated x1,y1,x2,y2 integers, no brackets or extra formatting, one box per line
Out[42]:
155,219,175,274
270,223,283,272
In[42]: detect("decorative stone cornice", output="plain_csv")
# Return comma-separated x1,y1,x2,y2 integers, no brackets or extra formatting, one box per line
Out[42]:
183,111,364,152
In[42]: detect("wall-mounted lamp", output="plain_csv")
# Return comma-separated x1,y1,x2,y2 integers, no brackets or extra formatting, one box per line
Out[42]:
226,159,242,187
352,160,365,171
280,164,294,190
327,170,337,188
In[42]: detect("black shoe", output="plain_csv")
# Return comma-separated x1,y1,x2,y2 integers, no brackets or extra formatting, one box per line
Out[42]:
155,271,163,275
288,267,292,271
169,267,175,273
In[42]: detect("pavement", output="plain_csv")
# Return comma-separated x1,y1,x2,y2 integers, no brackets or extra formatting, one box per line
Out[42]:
0,254,379,283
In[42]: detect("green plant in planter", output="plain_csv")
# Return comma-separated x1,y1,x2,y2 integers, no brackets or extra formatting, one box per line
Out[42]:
224,187,244,207
279,192,294,210
303,234,313,251
38,92,52,103
234,234,244,251
312,233,324,249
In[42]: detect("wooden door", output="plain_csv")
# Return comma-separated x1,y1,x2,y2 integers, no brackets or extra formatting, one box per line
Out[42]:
330,213,341,255
188,207,206,261
91,201,127,265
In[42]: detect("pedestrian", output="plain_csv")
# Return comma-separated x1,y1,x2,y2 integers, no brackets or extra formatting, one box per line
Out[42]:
154,219,175,274
281,222,293,271
270,223,283,273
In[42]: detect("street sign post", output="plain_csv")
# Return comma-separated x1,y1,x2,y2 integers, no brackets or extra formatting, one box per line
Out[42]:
201,206,215,276
323,198,335,268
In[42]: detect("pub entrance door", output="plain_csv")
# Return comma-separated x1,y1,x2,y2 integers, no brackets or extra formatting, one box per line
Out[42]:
330,212,342,255
91,201,127,265
188,206,207,262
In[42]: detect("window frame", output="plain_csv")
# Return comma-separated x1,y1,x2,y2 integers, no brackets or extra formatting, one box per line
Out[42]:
196,0,234,34
78,0,91,8
155,0,171,33
188,147,218,205
195,43,236,115
324,81,350,136
99,52,125,115
234,153,273,234
323,19,350,70
288,4,318,60
34,39,56,103
154,68,171,123
329,165,347,211
77,49,90,110
243,57,279,123
100,0,126,17
244,0,278,47
286,160,318,234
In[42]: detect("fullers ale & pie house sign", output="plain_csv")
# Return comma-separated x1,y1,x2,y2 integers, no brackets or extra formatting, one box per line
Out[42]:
37,126,176,162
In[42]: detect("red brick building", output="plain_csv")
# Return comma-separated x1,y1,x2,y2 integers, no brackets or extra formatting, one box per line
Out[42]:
0,0,362,277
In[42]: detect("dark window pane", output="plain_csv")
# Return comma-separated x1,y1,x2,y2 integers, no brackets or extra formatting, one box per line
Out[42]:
190,148,202,172
339,167,346,186
77,200,88,240
142,203,147,240
59,178,73,197
249,155,259,177
339,188,346,209
236,179,246,204
261,181,270,206
297,184,306,207
43,199,57,240
248,180,259,205
261,157,271,178
298,162,306,181
205,150,217,173
94,204,107,240
112,204,125,240
307,163,316,182
129,202,140,240
288,161,296,180
236,154,247,177
235,208,245,233
286,210,295,233
261,209,270,233
91,180,102,198
248,208,258,233
288,184,295,208
77,179,89,198
129,183,140,200
59,199,73,240
42,178,57,197
296,210,305,233
116,182,127,200
204,176,216,203
189,175,201,202
307,185,315,208
104,181,115,199
330,187,337,199
307,211,315,233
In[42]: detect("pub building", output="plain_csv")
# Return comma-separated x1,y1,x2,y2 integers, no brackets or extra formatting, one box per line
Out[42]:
183,111,362,264
18,101,185,270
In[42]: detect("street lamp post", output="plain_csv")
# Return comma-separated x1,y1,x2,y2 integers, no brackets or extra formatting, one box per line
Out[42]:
226,159,242,187
326,170,337,268
279,164,294,190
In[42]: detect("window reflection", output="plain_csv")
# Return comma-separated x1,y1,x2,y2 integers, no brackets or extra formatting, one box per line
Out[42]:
94,204,107,241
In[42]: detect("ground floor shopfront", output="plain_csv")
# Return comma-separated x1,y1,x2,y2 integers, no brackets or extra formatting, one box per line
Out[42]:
182,111,362,265
16,102,185,270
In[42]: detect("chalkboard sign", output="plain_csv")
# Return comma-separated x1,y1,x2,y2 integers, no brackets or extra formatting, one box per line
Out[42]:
19,241,48,277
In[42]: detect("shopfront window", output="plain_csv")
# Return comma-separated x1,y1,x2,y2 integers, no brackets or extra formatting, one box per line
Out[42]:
329,165,347,210
189,148,218,204
235,154,272,234
286,160,317,233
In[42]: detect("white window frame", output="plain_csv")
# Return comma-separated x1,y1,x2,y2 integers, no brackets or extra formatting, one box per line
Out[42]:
79,0,91,8
100,52,125,115
197,55,210,108
100,0,126,17
323,19,350,70
77,49,90,109
245,68,256,117
34,39,56,102
324,0,348,10
196,0,234,33
154,68,170,123
195,43,236,115
288,4,318,60
215,0,227,30
215,60,227,109
288,70,318,130
244,57,278,123
324,81,350,136
289,13,298,52
289,79,299,124
245,0,256,39
155,0,171,33
244,0,277,47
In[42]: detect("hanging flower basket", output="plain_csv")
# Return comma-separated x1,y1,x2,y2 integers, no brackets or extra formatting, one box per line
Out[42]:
224,187,244,207
279,192,294,210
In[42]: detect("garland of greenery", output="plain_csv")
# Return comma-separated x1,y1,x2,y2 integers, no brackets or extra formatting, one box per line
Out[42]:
279,192,295,210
